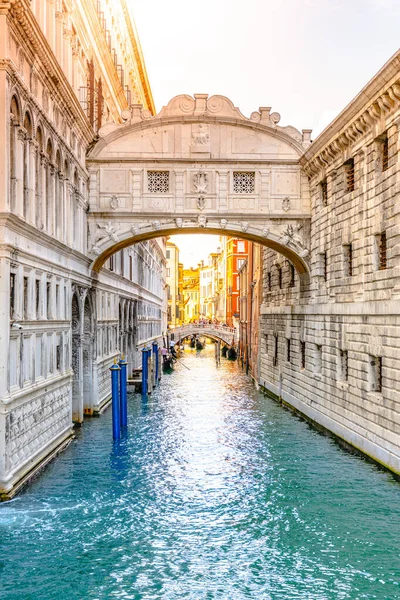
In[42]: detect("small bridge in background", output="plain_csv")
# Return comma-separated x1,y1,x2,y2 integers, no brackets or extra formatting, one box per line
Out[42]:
169,324,236,346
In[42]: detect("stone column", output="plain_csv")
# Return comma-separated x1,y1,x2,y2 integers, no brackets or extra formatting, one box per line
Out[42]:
28,140,37,224
47,164,55,236
15,128,25,216
40,153,47,229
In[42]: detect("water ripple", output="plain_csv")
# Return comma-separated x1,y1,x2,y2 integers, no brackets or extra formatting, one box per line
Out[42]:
1,345,400,599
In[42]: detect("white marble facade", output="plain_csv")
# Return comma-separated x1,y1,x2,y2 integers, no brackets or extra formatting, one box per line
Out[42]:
0,0,164,498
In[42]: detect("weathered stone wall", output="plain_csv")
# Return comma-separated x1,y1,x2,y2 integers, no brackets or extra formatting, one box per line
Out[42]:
259,51,400,475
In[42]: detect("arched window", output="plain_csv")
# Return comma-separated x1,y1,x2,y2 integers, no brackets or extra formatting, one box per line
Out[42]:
45,139,53,233
35,127,43,227
23,112,33,220
9,96,21,212
55,149,62,238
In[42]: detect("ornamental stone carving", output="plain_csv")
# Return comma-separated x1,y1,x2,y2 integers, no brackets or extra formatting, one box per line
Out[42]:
110,195,119,210
241,222,249,233
175,218,183,228
91,222,118,254
198,215,207,228
192,124,209,146
262,226,270,237
197,197,206,211
152,220,161,231
280,223,309,257
193,171,208,194
282,196,291,212
220,219,228,229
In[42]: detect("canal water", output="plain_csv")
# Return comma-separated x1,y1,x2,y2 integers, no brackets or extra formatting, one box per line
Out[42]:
1,346,400,600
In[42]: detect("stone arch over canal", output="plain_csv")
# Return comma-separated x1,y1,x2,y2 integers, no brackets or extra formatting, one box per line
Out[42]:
86,94,313,286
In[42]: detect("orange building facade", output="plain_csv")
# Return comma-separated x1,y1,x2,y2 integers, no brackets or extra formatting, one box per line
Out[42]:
226,238,248,329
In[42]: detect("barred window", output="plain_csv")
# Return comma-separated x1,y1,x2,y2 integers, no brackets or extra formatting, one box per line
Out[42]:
344,158,355,192
369,355,382,393
320,179,328,206
233,172,255,194
148,171,169,193
286,338,291,363
273,334,278,367
377,232,387,270
343,244,353,277
382,135,389,172
339,349,348,381
300,341,306,369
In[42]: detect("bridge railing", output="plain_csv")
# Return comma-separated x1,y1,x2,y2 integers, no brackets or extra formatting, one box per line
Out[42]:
168,323,236,341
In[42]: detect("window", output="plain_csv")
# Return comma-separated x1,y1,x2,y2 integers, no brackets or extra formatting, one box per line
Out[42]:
23,276,28,320
381,135,389,172
300,341,306,369
343,244,353,277
233,172,255,194
320,179,328,206
319,252,328,281
56,284,60,319
166,268,170,277
109,255,114,271
237,259,245,269
35,279,40,319
369,355,382,393
148,171,169,193
265,334,268,354
286,338,291,363
46,281,51,319
10,273,15,319
273,334,278,367
289,263,295,288
166,250,171,259
267,271,272,292
315,344,322,374
237,241,245,253
339,350,348,381
277,266,282,289
377,232,387,270
344,158,355,192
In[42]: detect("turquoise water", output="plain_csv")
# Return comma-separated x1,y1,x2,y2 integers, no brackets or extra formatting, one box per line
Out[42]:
1,346,400,600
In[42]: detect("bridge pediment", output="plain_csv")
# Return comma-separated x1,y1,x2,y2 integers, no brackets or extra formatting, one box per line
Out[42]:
90,94,309,161
86,94,312,281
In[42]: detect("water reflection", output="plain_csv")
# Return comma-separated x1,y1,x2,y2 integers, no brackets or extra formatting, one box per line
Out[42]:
1,343,400,600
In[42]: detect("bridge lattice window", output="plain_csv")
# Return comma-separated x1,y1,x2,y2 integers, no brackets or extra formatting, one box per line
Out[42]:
148,171,169,193
233,172,255,194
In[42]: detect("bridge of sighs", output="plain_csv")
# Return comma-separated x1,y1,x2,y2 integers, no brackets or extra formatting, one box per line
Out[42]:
86,94,312,284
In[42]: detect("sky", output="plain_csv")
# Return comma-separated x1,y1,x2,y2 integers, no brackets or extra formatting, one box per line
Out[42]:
130,0,400,266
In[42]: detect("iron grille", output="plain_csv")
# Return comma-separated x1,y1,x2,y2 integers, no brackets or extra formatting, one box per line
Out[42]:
379,232,387,270
382,136,389,172
300,341,306,369
321,179,328,205
345,159,355,192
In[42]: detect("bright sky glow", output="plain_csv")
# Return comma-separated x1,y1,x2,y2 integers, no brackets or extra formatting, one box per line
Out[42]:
130,0,400,264
169,234,221,268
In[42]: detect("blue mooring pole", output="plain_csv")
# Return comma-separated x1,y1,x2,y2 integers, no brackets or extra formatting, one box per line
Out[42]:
119,355,128,428
110,361,121,439
141,347,149,395
152,341,159,384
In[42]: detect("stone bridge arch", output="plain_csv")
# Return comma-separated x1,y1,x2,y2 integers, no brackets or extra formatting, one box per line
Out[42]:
87,93,312,282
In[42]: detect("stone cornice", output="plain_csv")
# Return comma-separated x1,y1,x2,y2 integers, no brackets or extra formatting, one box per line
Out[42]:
301,49,400,179
8,0,94,145
0,212,91,267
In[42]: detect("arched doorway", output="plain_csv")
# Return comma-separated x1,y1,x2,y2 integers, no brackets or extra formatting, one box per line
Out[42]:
71,293,82,422
82,296,95,416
